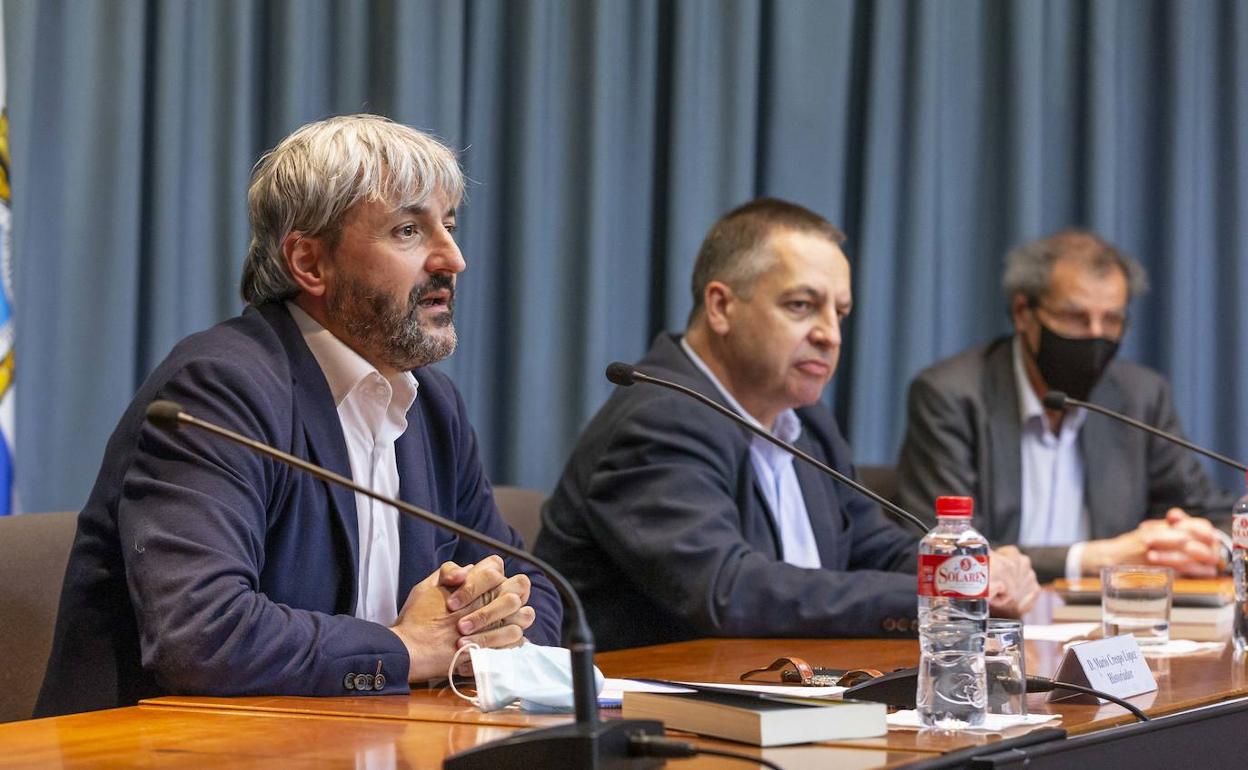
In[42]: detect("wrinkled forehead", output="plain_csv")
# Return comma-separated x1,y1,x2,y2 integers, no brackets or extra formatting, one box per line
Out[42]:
764,229,851,283
1044,255,1129,309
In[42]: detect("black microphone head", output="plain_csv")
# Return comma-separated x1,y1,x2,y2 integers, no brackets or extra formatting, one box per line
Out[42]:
146,400,186,431
1042,391,1069,411
605,362,637,387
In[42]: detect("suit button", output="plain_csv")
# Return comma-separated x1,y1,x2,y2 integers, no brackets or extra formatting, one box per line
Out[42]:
374,673,386,691
883,618,896,632
354,674,370,691
344,673,357,690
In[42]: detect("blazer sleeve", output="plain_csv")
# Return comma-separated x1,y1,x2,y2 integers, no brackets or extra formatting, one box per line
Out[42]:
896,374,982,526
1017,546,1071,584
824,429,920,574
118,358,411,697
1142,379,1238,527
579,395,918,639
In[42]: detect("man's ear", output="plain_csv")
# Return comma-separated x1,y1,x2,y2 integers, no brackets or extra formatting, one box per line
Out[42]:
283,231,329,297
1009,292,1032,332
703,281,735,336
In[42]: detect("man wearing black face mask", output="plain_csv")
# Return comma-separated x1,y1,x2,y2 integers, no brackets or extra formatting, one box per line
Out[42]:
895,230,1235,582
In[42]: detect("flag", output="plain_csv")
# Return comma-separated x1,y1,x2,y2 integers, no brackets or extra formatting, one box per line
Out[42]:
0,6,15,515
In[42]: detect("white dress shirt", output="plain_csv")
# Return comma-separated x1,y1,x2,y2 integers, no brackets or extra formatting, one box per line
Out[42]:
1013,337,1090,579
680,337,822,568
288,303,418,626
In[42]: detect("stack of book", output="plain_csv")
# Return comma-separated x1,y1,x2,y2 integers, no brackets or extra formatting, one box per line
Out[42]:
1051,577,1235,641
621,683,886,747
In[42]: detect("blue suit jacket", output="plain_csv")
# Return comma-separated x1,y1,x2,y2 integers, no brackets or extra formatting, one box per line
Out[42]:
534,333,919,651
35,303,560,717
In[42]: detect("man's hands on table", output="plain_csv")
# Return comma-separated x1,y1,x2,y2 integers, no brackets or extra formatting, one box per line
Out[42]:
389,555,535,682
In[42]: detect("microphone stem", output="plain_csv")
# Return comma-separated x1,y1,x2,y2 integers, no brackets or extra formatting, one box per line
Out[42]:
175,411,600,726
1026,676,1149,722
630,372,929,533
1068,398,1248,473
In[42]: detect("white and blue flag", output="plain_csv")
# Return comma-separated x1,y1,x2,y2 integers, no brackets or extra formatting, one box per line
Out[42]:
0,8,16,516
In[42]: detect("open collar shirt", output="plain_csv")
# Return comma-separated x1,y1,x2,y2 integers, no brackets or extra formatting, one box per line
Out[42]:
680,336,822,569
288,302,418,625
1013,336,1089,579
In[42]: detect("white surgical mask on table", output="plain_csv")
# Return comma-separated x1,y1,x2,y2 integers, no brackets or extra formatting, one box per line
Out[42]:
449,642,604,713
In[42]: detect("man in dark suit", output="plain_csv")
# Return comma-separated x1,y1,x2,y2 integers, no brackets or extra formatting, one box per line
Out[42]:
36,115,560,717
535,199,1039,651
896,230,1233,582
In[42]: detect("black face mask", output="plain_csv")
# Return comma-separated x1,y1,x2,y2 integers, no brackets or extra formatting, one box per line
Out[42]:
1027,322,1119,402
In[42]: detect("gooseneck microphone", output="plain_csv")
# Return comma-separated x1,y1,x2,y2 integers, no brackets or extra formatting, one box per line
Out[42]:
604,362,930,533
1041,391,1248,473
144,400,664,770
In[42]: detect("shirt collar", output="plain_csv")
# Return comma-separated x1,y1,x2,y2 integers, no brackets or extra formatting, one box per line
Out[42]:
679,335,802,443
286,301,419,409
1012,335,1085,434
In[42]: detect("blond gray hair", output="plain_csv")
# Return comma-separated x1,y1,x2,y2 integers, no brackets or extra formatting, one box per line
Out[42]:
240,114,465,305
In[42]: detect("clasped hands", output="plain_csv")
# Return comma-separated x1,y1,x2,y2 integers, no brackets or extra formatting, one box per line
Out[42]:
1084,508,1223,578
987,545,1041,617
388,555,535,683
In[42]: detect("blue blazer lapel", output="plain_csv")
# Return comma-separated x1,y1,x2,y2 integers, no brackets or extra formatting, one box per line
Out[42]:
394,406,441,599
748,468,784,561
792,433,845,569
660,335,785,559
261,303,361,607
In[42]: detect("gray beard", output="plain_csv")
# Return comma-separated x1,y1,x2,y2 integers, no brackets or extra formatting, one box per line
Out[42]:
327,275,457,371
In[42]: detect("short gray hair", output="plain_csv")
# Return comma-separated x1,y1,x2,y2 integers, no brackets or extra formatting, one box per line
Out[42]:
240,114,465,305
1002,229,1149,305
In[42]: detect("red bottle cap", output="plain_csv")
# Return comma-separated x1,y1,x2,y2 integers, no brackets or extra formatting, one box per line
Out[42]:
935,496,974,518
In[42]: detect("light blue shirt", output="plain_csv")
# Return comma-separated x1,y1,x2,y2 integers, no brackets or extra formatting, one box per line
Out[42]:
680,337,822,569
1013,337,1089,578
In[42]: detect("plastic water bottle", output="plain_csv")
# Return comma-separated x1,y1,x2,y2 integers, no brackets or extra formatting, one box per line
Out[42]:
1233,473,1248,653
917,495,989,729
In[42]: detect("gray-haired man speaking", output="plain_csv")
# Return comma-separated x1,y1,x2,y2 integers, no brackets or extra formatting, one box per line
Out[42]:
36,115,560,717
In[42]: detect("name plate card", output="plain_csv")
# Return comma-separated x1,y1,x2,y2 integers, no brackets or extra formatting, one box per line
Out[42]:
1048,635,1157,704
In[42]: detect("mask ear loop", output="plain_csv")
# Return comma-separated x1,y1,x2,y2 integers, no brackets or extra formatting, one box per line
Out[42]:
448,643,481,706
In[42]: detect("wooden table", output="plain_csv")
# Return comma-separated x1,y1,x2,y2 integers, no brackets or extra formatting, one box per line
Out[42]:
136,632,1248,758
596,634,1248,751
5,594,1247,767
0,703,930,769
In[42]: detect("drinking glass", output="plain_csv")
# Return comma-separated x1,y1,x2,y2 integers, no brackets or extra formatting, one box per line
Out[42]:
985,619,1026,715
1101,566,1173,646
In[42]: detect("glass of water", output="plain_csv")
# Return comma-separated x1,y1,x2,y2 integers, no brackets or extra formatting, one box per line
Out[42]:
1101,565,1173,646
985,619,1027,715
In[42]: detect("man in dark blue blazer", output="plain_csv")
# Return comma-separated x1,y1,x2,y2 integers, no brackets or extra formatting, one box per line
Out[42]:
535,199,1039,651
35,115,560,717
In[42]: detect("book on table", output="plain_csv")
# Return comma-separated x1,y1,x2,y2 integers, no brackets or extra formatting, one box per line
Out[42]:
1053,577,1233,608
621,686,886,747
1051,577,1234,641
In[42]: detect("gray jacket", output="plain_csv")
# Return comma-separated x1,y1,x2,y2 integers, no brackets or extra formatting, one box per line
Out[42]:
896,336,1234,581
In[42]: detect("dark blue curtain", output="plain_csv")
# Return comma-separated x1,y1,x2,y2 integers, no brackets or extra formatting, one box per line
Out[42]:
7,0,1247,513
